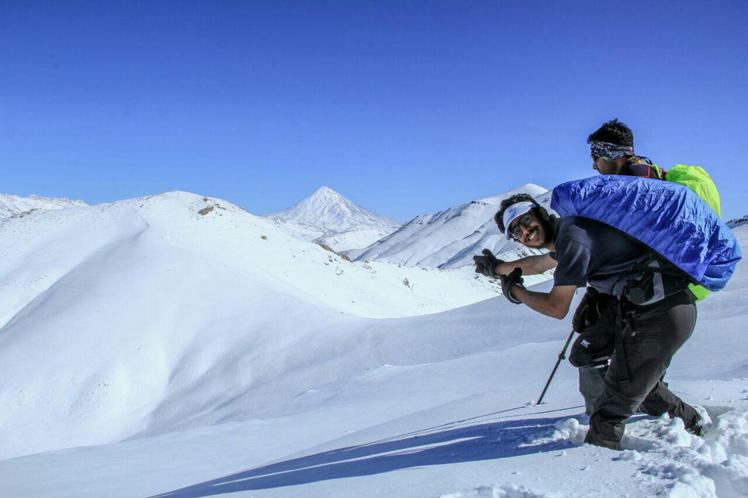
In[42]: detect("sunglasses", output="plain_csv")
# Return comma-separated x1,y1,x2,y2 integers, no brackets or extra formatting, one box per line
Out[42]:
509,212,535,241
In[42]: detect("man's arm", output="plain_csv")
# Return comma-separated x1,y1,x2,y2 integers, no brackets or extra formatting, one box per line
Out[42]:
511,284,577,319
496,253,557,276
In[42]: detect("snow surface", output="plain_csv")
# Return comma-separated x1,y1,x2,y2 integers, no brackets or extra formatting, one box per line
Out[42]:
352,183,551,269
266,186,400,252
0,191,747,498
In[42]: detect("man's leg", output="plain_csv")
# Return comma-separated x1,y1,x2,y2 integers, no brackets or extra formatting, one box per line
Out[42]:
578,364,607,416
639,380,703,434
585,291,697,449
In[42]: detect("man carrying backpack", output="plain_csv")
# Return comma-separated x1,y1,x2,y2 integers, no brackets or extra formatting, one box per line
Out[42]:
572,118,670,415
473,194,704,450
587,118,666,180
585,119,720,219
574,119,720,414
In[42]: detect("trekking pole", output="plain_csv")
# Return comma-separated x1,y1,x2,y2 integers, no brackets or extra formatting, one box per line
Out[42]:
536,329,576,405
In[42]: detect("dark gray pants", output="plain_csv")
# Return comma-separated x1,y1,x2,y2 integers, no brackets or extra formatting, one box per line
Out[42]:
585,290,700,449
579,365,606,416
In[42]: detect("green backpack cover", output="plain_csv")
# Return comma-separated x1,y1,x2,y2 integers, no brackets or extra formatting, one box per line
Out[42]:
666,164,722,300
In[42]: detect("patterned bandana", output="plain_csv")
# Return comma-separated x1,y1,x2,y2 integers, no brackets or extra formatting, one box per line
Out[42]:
589,140,634,161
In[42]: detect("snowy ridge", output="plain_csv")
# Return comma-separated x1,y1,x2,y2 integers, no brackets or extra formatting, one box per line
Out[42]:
266,186,400,252
353,183,550,268
728,213,748,229
0,193,86,220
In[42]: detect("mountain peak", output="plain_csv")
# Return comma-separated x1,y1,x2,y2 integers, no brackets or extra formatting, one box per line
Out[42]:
313,186,339,195
288,186,354,216
267,187,399,236
307,186,346,203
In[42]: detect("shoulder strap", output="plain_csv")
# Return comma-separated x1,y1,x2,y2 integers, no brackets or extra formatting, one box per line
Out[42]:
620,156,666,180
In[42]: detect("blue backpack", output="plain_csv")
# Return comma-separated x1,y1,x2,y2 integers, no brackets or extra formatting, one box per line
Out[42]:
551,176,741,292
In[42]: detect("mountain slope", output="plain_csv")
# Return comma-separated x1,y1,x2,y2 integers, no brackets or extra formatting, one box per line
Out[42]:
0,193,86,220
266,186,400,252
0,190,523,459
352,183,550,268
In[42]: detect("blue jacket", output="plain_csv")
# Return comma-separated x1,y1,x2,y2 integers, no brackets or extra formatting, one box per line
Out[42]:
551,176,741,292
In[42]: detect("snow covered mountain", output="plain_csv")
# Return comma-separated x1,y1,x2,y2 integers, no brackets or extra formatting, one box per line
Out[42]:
0,193,86,220
352,183,550,268
266,186,400,252
1,189,747,498
0,190,512,457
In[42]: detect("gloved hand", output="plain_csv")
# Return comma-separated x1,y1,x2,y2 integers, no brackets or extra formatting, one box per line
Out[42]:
500,267,524,304
572,288,601,332
473,249,504,277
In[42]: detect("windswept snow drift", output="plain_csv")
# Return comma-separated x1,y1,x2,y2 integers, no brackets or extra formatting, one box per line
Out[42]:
0,192,746,498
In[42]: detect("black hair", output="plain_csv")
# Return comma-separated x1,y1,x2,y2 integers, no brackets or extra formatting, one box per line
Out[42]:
587,119,634,148
494,193,551,234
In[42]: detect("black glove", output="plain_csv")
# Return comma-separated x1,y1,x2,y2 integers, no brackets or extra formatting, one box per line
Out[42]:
473,249,504,277
499,267,524,304
572,287,601,333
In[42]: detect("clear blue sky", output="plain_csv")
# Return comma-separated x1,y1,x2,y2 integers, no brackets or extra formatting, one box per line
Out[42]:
2,0,747,222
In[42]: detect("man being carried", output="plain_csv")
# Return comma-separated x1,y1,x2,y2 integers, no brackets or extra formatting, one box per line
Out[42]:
473,195,703,450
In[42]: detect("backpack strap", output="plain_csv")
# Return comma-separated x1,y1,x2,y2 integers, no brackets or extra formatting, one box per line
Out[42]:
588,252,693,306
622,254,694,305
620,156,667,180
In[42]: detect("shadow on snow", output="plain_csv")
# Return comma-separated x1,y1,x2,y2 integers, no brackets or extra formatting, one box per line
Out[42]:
152,415,578,497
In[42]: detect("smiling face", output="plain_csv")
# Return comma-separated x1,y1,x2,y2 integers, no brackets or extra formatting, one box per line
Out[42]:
508,211,548,249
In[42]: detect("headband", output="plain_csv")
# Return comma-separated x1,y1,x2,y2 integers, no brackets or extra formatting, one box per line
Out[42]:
502,201,535,239
589,140,634,161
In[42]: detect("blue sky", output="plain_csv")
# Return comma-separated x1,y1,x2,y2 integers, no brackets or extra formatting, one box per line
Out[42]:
2,0,747,222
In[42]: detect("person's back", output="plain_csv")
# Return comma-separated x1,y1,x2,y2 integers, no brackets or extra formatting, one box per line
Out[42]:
551,216,649,296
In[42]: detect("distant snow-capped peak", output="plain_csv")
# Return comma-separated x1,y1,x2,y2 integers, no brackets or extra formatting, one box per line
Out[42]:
268,186,399,234
266,186,400,252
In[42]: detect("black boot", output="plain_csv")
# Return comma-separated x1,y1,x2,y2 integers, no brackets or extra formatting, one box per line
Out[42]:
684,411,705,436
585,413,624,451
